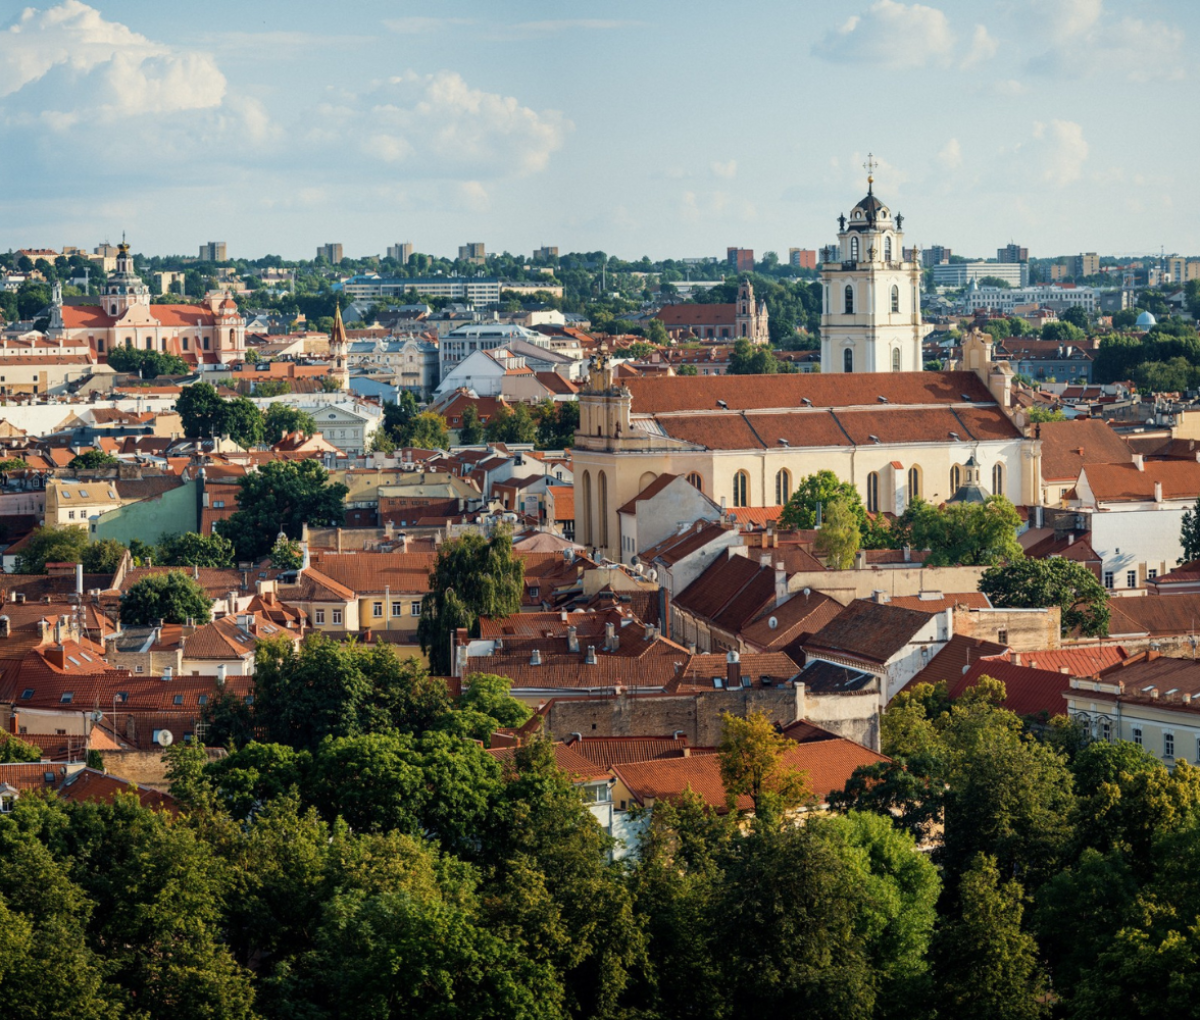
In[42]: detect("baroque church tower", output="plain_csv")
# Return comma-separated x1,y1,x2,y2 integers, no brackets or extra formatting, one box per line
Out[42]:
820,157,923,374
329,304,351,390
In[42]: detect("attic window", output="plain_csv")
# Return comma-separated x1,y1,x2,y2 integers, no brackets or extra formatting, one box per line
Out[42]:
20,688,33,699
173,694,184,706
61,491,71,498
67,656,80,666
78,490,89,498
116,692,128,702
108,490,117,498
43,772,55,784
244,695,254,705
60,692,73,703
712,676,724,689
198,695,208,706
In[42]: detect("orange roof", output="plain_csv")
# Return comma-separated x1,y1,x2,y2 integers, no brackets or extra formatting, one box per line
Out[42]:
887,592,991,613
1037,419,1134,482
547,485,574,520
486,742,609,782
1082,460,1200,502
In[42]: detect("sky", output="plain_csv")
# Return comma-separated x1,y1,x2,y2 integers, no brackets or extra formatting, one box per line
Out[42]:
0,0,1196,262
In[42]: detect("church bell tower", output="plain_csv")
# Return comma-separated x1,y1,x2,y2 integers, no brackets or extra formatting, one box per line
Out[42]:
819,155,923,374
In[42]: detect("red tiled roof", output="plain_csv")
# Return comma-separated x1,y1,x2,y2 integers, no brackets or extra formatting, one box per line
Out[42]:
1082,460,1200,502
1037,419,1134,482
950,658,1079,718
486,741,609,781
655,304,737,328
739,589,844,653
1011,646,1127,675
1106,594,1200,637
547,485,574,521
563,734,690,768
804,599,939,666
887,592,991,613
617,473,680,515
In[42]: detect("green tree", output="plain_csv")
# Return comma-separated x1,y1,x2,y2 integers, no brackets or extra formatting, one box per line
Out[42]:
157,531,236,568
815,494,862,569
223,395,266,448
381,390,421,445
105,346,188,378
459,403,484,444
1180,495,1200,563
270,536,304,570
676,363,698,376
67,449,119,470
718,711,810,820
443,672,533,744
646,317,670,346
14,524,88,574
728,337,778,375
1061,305,1090,329
81,537,127,574
121,571,212,625
219,458,348,560
1027,406,1066,423
0,732,43,762
934,854,1048,1019
980,557,1109,636
419,531,524,674
485,403,538,444
369,428,396,453
896,496,1023,566
406,410,450,450
263,402,317,444
1041,320,1085,343
176,381,228,438
778,470,866,531
254,378,291,397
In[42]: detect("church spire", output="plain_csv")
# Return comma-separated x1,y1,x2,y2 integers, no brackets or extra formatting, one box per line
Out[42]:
329,302,350,390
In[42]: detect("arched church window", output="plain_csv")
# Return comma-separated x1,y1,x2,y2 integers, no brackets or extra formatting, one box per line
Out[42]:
598,471,609,548
844,285,854,314
884,236,892,261
908,466,921,503
581,471,593,546
866,472,880,513
951,465,962,492
850,236,859,261
992,463,1005,496
732,471,749,508
892,348,901,372
775,469,791,506
687,472,703,491
891,285,900,313
844,348,854,373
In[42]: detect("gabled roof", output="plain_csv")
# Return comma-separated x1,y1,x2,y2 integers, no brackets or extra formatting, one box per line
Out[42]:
902,633,1008,693
486,741,609,782
1037,419,1134,482
641,522,729,566
563,734,690,769
1107,594,1200,638
1081,460,1200,503
616,473,680,515
804,599,939,666
739,588,844,653
887,592,991,613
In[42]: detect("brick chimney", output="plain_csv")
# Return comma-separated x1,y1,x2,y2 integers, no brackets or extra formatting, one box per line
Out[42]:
726,649,741,688
775,561,787,608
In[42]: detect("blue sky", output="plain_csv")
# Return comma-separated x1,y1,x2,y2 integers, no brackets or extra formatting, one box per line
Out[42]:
0,0,1195,261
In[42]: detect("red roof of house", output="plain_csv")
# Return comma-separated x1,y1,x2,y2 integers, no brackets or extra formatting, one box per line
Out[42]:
1037,418,1134,482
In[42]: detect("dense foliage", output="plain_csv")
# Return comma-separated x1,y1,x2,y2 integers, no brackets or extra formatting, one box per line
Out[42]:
120,570,213,625
219,459,348,561
980,557,1110,636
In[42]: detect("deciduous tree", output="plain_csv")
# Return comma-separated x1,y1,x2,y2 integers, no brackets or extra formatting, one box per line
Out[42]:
980,556,1109,636
120,570,212,625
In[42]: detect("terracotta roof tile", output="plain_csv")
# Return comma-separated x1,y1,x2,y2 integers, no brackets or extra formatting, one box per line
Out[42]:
804,599,939,666
563,734,690,768
1082,461,1200,502
486,741,609,781
901,633,1008,693
887,592,991,613
1037,419,1134,482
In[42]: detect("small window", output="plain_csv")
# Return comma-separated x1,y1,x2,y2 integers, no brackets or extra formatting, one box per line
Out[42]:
411,601,421,616
732,470,749,508
1165,732,1175,758
373,602,383,618
198,695,208,706
908,466,921,503
687,472,703,491
1132,726,1143,746
315,609,325,624
844,347,853,373
775,469,791,506
392,601,402,616
844,285,854,314
866,472,879,513
244,695,255,705
1101,718,1112,742
332,610,343,625
20,688,33,700
1148,568,1158,580
850,236,859,260
135,665,144,673
884,237,893,262
213,500,225,509
998,629,1009,645
891,284,900,313
61,490,71,499
78,490,89,498
173,694,183,706
68,511,75,520
951,465,961,492
892,348,901,372
1104,572,1114,589
992,463,1004,495
1127,570,1137,588
60,692,73,703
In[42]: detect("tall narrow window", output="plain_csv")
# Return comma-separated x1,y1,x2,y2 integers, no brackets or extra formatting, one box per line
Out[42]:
687,472,703,491
884,237,892,261
733,471,749,508
992,463,1004,495
844,285,854,314
850,236,859,261
951,465,961,491
892,348,901,372
598,471,609,548
891,284,900,313
582,471,593,546
866,472,879,513
908,466,921,503
775,469,791,506
843,348,853,373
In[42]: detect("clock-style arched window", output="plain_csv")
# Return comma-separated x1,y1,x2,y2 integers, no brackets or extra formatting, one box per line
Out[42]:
732,471,749,508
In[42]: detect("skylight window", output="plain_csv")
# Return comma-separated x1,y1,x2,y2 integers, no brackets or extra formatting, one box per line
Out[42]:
67,656,80,666
173,694,183,705
80,653,92,662
20,688,33,699
61,491,71,499
78,490,89,498
60,692,73,703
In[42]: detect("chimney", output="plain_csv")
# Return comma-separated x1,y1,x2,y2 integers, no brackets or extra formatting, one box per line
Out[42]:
1133,453,1144,471
530,648,542,666
768,522,777,548
567,624,580,653
726,649,742,688
1154,480,1163,502
162,665,173,680
216,663,227,686
336,527,343,552
605,621,618,651
1068,533,1075,545
760,553,771,567
44,645,66,669
854,550,867,569
75,562,83,595
873,589,890,603
903,545,912,563
645,624,658,641
1012,651,1021,666
585,645,597,665
775,561,787,608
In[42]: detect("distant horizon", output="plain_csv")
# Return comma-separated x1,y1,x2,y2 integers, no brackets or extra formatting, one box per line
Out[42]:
2,1,1196,261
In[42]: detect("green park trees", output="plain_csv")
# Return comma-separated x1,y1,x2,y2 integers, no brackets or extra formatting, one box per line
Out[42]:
219,459,347,561
980,556,1110,636
120,571,212,625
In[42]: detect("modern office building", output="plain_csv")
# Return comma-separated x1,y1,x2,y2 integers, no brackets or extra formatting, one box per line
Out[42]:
997,243,1028,263
339,274,501,305
198,241,227,262
386,242,414,264
458,242,486,264
931,261,1029,288
726,247,754,273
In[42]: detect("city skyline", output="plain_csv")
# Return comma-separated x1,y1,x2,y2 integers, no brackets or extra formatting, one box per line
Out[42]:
0,0,1195,260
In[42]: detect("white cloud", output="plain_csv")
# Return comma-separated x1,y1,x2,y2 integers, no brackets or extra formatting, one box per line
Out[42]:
1013,120,1089,186
711,159,737,180
812,1,956,69
0,1,226,120
383,17,474,35
936,138,962,171
961,25,998,68
326,71,570,177
455,181,490,213
1025,0,1186,82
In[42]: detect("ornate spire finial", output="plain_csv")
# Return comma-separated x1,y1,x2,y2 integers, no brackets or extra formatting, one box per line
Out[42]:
863,152,878,191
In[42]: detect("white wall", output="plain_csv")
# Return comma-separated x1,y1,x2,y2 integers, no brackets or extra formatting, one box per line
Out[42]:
1087,504,1185,588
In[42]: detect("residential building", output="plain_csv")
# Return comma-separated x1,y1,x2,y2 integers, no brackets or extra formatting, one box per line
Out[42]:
962,282,1098,315
458,242,486,264
386,242,414,264
820,174,922,373
534,246,559,260
616,473,723,563
316,243,343,264
932,261,1029,288
788,248,817,270
198,241,227,261
1166,257,1200,283
919,245,951,267
997,243,1028,263
346,336,439,399
655,280,769,343
439,322,543,375
726,247,754,273
340,274,501,305
1074,252,1100,278
1034,418,1134,506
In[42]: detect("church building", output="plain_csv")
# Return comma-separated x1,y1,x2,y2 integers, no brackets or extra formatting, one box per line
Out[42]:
655,279,770,343
47,241,246,365
572,172,1040,564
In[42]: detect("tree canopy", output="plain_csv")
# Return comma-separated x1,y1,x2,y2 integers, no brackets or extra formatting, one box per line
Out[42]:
979,557,1110,636
120,570,213,625
219,459,348,561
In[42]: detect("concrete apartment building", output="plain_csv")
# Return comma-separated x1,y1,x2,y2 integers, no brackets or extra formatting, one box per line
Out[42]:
316,243,343,264
198,242,227,261
386,242,414,264
458,242,486,264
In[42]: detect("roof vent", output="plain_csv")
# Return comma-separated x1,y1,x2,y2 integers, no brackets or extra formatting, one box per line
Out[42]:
768,616,778,630
800,397,812,406
949,430,961,440
961,393,974,402
585,645,597,664
778,438,789,446
877,395,888,403
530,648,542,666
868,434,881,444
716,399,728,409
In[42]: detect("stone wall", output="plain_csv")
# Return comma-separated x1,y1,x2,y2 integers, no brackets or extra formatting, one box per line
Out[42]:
954,606,1061,651
787,565,991,605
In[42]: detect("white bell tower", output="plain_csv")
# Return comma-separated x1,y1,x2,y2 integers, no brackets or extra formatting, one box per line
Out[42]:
819,155,923,374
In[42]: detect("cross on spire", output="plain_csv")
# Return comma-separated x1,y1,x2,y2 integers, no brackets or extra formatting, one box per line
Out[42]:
863,152,878,191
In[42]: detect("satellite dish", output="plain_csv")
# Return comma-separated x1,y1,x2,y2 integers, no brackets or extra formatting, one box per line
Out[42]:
768,616,778,630
156,729,174,747
90,709,104,723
